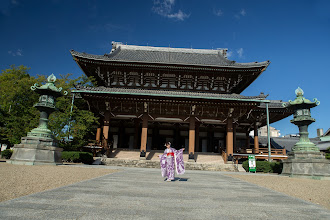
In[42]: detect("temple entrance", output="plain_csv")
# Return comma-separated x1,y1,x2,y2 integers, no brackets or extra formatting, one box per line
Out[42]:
106,119,231,153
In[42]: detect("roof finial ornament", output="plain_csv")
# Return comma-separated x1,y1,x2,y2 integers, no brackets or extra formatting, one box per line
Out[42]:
47,73,56,83
295,87,304,97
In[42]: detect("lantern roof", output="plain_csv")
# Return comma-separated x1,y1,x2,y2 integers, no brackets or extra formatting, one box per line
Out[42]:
31,74,68,97
282,87,320,109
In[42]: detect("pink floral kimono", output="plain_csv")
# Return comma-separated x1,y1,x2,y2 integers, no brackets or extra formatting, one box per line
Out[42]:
159,148,185,180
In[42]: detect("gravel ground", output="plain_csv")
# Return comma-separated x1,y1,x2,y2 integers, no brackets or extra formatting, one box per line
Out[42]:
226,174,330,210
0,161,117,202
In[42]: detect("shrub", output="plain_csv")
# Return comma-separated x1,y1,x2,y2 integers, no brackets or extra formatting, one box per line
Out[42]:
242,160,283,173
61,151,94,164
1,149,13,159
326,153,330,160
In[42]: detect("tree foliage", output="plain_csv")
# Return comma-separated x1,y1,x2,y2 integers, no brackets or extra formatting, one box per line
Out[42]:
0,65,99,150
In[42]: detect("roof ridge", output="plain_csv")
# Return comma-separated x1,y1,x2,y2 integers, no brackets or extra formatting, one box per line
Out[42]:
111,41,228,56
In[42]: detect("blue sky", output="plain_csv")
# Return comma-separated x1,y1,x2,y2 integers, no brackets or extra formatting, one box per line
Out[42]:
1,0,329,137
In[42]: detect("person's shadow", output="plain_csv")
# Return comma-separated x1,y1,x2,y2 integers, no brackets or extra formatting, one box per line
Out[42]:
164,177,189,181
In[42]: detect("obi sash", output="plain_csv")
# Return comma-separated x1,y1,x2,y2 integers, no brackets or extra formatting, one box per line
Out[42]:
166,152,174,157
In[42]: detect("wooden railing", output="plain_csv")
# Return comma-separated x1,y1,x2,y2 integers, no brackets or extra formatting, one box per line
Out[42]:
257,148,286,155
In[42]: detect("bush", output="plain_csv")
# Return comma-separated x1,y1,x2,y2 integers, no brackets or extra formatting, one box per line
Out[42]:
61,151,94,164
326,153,330,160
1,149,13,159
242,160,283,173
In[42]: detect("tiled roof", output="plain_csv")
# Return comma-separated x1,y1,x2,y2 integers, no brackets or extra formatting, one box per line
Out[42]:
71,42,270,68
258,136,323,152
73,86,270,102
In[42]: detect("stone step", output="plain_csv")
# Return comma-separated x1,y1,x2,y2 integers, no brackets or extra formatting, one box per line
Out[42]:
101,158,238,172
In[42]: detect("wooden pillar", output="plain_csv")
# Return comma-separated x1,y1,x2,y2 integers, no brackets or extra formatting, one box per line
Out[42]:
96,128,101,144
188,117,195,161
254,123,259,154
233,124,237,153
140,113,148,158
102,112,111,157
195,122,200,152
226,117,234,161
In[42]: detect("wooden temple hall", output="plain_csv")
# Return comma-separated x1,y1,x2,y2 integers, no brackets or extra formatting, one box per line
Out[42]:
70,42,292,161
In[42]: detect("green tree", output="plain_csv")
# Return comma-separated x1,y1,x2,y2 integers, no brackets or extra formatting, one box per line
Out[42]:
0,65,42,145
47,73,99,151
0,65,99,150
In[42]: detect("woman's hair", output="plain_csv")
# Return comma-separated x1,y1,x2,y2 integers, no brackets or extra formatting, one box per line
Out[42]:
165,142,171,146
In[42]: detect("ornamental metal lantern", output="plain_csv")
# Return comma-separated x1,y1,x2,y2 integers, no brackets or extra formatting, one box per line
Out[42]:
282,87,320,152
27,74,68,139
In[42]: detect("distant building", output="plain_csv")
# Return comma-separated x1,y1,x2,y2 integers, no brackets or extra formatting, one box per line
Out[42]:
258,126,280,137
316,128,330,151
256,128,330,153
249,126,281,137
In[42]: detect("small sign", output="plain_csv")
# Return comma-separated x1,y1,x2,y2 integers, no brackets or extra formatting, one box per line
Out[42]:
248,155,256,172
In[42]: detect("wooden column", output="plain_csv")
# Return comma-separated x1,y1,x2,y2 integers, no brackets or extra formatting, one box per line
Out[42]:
140,113,148,158
102,112,111,157
96,128,101,144
254,123,259,154
233,124,237,153
195,122,200,152
188,117,195,161
226,117,234,161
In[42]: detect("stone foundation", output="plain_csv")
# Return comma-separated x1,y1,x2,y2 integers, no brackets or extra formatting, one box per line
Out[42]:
282,151,330,180
8,136,62,165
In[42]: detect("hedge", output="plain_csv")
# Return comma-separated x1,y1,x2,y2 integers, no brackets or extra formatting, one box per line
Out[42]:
1,149,13,159
242,160,283,173
61,151,94,164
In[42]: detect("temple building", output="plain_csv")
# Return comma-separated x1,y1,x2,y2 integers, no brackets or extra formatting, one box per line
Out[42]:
70,42,293,161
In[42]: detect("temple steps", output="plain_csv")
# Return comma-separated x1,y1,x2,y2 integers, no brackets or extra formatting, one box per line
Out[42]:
97,149,238,172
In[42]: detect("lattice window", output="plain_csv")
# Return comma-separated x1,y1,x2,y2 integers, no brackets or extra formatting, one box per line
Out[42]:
212,76,226,92
127,72,141,87
196,75,210,90
160,73,176,88
180,74,194,90
143,72,157,88
110,71,124,86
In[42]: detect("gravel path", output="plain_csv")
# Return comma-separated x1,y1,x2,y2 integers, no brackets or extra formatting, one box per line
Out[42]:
226,174,330,210
0,161,117,202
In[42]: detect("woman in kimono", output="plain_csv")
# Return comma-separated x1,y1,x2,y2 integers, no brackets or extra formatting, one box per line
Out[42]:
158,142,185,181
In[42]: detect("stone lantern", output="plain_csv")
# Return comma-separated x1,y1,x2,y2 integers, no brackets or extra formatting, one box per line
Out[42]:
282,87,330,179
9,74,67,165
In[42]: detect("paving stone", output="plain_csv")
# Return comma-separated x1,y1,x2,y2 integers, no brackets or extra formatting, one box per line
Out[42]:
0,167,329,220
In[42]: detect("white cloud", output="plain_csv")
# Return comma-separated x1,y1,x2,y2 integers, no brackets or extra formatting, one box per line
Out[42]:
152,0,189,21
234,8,246,19
240,9,246,16
236,48,244,58
213,9,223,16
8,49,23,56
167,10,189,21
